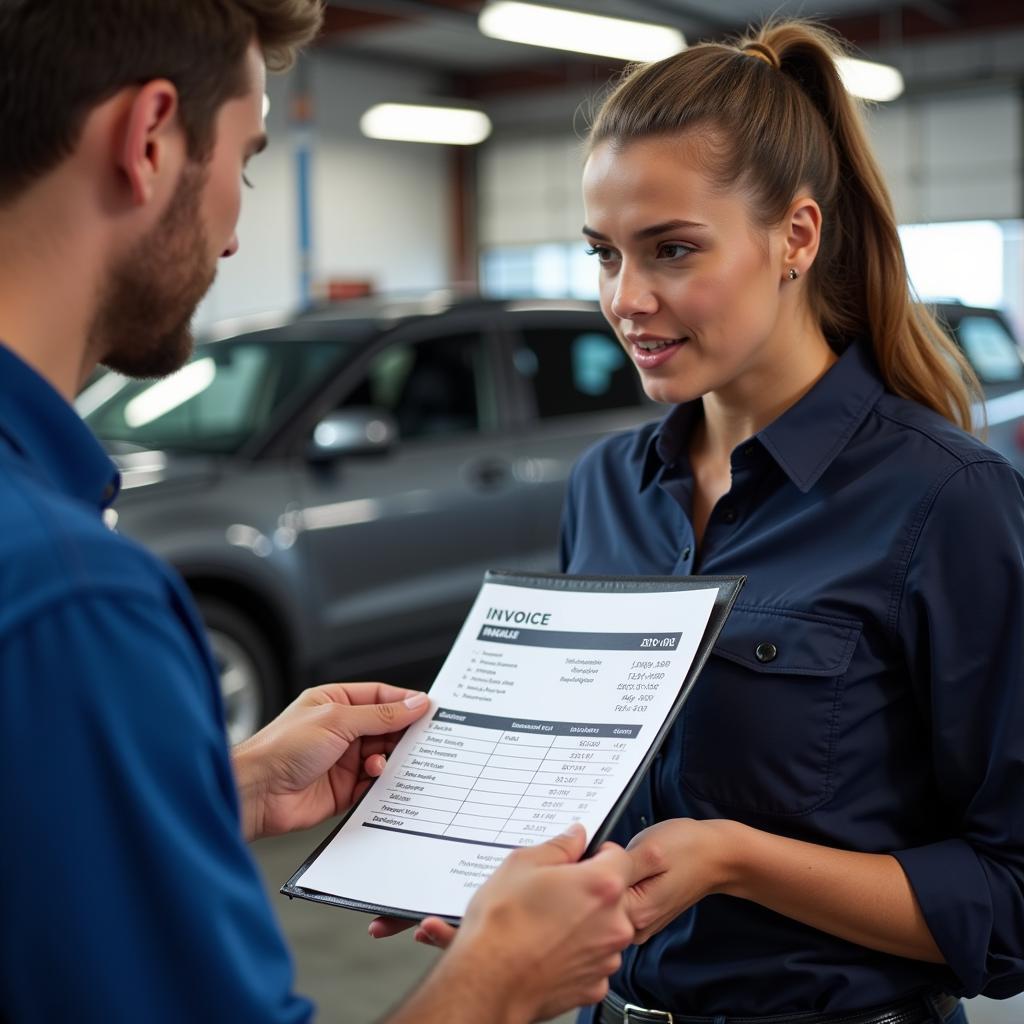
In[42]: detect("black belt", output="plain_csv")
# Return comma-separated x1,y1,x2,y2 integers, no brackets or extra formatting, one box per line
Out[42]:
599,989,960,1024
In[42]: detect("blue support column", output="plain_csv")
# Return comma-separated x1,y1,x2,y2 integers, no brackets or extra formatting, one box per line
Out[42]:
291,58,314,309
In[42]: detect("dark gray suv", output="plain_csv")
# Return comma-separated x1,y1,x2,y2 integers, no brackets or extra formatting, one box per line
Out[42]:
78,296,657,742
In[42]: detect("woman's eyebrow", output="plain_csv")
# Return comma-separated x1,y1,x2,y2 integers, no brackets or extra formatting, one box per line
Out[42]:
582,219,708,242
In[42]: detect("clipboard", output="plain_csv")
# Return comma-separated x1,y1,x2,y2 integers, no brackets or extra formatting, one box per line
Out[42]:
282,570,744,923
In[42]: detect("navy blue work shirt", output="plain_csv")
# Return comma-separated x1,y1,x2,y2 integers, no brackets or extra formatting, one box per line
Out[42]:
562,339,1024,1015
0,344,313,1022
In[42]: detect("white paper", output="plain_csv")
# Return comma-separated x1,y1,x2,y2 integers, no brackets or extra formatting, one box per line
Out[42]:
296,577,719,919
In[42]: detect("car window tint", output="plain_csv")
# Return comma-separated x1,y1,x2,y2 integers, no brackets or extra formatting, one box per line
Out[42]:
514,327,641,419
82,341,349,453
340,333,494,440
957,316,1024,384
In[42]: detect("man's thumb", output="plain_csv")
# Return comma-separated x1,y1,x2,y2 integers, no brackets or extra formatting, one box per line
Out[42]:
519,822,587,866
334,692,430,738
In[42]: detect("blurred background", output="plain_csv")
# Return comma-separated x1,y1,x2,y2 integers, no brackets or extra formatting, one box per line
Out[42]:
81,2,1024,1019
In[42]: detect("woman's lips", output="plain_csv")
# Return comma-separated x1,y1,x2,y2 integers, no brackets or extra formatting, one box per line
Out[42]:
628,336,687,369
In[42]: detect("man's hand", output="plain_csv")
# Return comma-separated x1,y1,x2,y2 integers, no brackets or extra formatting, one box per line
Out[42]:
383,825,635,1024
231,683,429,841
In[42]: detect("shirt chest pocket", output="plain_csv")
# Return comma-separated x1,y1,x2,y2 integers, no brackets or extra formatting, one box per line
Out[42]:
680,605,861,817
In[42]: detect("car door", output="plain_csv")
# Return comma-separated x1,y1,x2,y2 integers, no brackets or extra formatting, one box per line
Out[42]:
290,313,532,678
500,309,659,567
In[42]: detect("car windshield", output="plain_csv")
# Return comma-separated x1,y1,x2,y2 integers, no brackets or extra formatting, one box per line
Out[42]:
78,336,359,454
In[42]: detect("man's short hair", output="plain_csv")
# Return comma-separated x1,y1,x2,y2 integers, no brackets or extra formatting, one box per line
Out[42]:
0,0,323,204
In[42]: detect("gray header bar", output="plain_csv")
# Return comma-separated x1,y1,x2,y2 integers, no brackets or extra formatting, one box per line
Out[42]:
433,707,642,739
476,626,681,651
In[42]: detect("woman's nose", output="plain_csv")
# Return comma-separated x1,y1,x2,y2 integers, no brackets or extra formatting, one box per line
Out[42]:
610,265,658,320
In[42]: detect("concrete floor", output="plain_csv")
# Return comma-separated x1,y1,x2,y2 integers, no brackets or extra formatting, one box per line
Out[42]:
251,826,1024,1024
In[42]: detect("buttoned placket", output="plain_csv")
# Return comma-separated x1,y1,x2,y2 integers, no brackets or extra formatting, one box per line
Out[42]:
665,441,763,574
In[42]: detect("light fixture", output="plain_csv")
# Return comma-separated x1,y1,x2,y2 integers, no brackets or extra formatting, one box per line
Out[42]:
360,103,492,145
836,56,904,102
478,1,684,63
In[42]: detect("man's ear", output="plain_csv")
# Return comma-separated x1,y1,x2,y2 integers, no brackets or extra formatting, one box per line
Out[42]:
118,79,182,206
782,195,823,277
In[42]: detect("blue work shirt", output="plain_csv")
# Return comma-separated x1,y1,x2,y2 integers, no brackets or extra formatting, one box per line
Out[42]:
562,340,1024,1015
0,344,313,1023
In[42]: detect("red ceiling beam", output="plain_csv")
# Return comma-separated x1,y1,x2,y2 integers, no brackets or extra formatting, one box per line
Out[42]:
829,0,1024,48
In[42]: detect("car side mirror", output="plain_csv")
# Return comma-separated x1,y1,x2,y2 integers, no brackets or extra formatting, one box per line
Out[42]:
308,408,398,461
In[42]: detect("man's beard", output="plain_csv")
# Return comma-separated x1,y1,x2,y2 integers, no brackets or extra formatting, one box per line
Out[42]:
90,163,217,379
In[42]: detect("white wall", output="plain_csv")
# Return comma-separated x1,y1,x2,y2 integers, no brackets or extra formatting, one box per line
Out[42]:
194,71,299,331
309,56,452,295
194,51,455,332
867,89,1023,225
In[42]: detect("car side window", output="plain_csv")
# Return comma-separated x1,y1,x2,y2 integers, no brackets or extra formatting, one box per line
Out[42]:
513,326,642,419
340,333,495,440
957,315,1024,384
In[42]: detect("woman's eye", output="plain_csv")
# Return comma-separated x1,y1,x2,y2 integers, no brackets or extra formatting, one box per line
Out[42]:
585,245,617,263
658,242,694,259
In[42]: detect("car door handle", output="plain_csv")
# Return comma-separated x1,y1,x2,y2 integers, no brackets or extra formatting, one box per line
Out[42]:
468,458,510,491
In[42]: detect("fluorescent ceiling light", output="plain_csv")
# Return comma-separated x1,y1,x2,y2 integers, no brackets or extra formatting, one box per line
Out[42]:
360,103,492,145
836,56,904,102
479,1,684,62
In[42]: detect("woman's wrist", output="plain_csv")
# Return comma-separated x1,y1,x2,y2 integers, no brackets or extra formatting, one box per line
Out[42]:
702,818,756,899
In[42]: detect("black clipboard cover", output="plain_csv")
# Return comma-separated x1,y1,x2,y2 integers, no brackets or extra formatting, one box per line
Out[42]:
281,569,745,923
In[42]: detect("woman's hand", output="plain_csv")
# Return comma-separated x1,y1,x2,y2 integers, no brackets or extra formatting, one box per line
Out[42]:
624,818,738,943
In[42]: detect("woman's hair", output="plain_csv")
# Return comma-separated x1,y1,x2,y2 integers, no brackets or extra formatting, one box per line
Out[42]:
588,20,981,431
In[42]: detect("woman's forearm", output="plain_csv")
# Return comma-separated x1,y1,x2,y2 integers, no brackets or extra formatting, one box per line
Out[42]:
718,821,943,962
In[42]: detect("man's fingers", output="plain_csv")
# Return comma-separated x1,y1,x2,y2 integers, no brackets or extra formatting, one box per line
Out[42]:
327,693,430,740
415,917,457,948
311,681,425,708
513,822,587,867
368,917,416,939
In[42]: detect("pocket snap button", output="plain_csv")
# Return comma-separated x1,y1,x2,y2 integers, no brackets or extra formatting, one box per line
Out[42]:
755,641,778,663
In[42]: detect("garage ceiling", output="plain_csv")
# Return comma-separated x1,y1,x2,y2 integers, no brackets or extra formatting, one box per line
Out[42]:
315,0,1024,86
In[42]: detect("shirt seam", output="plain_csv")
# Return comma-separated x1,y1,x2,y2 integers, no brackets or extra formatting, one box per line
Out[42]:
886,458,1007,638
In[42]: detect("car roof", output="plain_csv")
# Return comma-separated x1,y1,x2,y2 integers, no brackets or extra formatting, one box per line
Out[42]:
199,293,603,346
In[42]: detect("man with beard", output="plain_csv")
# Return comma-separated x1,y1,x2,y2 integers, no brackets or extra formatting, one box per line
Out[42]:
0,3,635,1022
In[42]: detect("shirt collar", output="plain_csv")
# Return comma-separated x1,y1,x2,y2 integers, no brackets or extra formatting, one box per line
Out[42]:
641,339,885,494
0,343,120,510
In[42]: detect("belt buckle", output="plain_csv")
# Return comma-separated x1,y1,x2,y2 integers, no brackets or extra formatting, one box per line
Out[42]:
623,1003,674,1024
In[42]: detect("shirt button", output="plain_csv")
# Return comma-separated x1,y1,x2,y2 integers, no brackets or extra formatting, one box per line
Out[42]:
682,545,692,560
722,507,737,524
743,444,756,457
639,815,649,828
755,642,778,663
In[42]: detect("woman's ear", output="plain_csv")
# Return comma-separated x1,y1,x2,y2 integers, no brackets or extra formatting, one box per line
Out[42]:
117,79,182,206
782,194,822,279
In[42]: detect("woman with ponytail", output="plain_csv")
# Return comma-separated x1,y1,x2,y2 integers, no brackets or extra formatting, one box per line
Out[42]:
564,18,1024,1024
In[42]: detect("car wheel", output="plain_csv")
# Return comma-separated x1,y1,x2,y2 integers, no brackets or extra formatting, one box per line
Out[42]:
196,597,281,746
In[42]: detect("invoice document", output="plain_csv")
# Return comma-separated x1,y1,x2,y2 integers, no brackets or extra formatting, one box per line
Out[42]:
284,570,742,921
